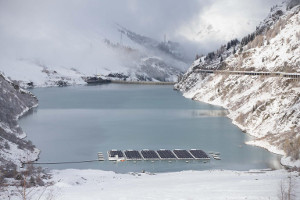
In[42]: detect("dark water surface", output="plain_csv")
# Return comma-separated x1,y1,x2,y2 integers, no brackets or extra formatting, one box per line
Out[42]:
19,84,281,173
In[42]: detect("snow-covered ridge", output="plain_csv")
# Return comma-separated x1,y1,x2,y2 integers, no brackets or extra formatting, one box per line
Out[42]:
0,56,181,88
0,73,39,167
176,3,300,167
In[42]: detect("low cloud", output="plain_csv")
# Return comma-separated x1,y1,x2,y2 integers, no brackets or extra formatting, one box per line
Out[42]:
177,0,283,52
0,0,284,70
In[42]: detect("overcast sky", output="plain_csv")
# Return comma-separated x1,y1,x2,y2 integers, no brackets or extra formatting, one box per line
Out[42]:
0,0,283,60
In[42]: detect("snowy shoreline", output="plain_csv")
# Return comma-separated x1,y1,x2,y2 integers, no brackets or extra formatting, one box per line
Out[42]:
4,168,299,200
181,89,300,168
3,73,299,199
5,72,298,198
20,82,289,168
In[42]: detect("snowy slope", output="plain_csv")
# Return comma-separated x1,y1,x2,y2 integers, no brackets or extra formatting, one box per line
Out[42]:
0,58,86,88
0,73,39,167
176,3,300,165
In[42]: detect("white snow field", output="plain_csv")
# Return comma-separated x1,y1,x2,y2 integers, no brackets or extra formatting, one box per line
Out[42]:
3,169,299,200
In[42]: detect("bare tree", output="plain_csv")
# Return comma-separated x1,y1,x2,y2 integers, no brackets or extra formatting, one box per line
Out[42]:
278,174,296,200
287,175,296,200
15,169,54,200
278,180,287,200
14,152,54,200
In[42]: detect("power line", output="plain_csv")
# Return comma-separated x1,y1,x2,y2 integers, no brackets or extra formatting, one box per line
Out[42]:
23,159,103,165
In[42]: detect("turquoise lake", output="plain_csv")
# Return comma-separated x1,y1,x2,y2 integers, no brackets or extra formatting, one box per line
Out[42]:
19,84,282,173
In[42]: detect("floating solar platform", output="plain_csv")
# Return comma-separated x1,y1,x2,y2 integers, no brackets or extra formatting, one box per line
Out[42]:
140,150,160,160
124,150,143,160
108,150,125,161
189,149,210,160
173,149,194,160
107,149,212,161
157,149,177,160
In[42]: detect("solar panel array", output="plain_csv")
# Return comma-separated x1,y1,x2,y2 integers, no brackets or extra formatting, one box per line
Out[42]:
124,150,143,160
173,150,194,159
108,150,124,158
156,150,177,159
141,150,160,160
189,149,210,159
107,149,211,161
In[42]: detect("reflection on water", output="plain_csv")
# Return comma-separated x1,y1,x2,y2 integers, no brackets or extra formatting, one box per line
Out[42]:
191,110,229,117
19,84,282,173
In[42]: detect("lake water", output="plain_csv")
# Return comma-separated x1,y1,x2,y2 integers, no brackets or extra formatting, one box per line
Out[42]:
19,84,281,173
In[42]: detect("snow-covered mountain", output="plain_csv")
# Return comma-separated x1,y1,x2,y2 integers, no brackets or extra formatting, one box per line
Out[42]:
0,73,39,168
118,25,191,63
0,24,189,87
101,28,190,83
176,1,300,167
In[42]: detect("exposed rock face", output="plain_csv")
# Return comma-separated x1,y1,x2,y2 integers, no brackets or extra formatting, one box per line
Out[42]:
175,4,300,164
118,25,192,63
0,73,39,167
138,57,181,82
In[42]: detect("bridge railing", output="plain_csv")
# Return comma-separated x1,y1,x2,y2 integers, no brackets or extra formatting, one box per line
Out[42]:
194,69,300,80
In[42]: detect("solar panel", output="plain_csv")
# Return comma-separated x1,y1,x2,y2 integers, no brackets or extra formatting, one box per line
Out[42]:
108,150,124,157
173,149,194,159
124,150,143,160
108,150,125,161
141,150,160,160
189,149,210,160
157,150,176,159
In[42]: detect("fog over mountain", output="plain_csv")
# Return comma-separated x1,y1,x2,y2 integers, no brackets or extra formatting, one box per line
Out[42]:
0,0,282,84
